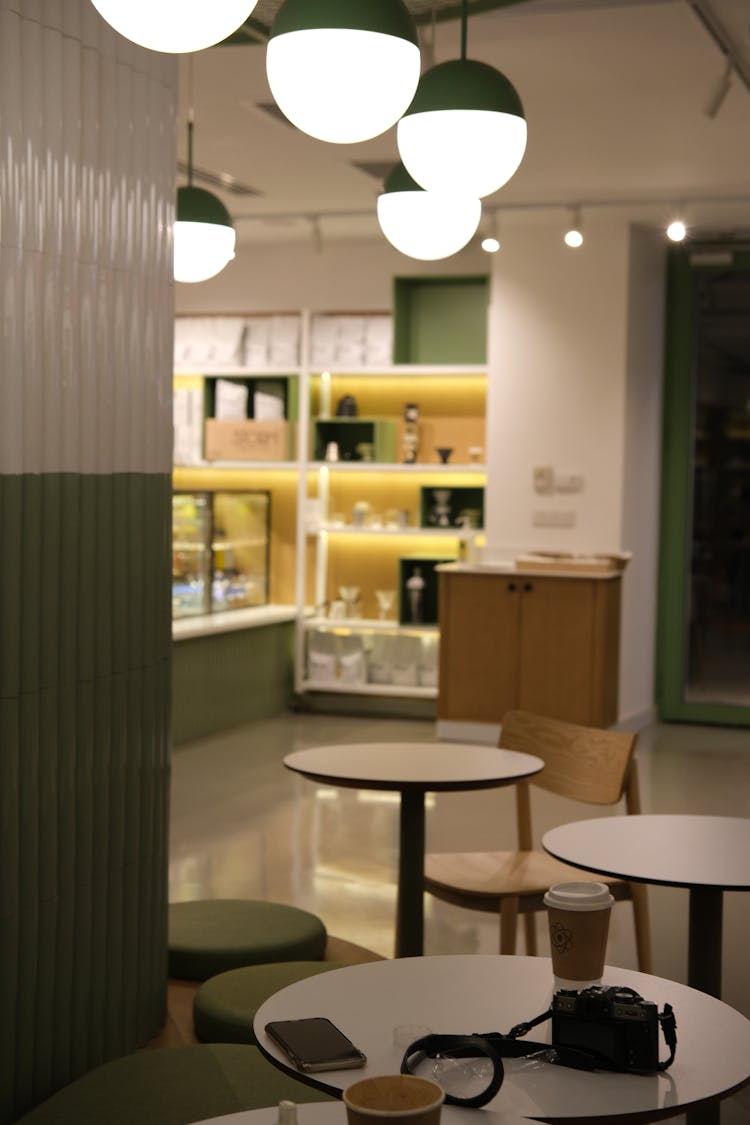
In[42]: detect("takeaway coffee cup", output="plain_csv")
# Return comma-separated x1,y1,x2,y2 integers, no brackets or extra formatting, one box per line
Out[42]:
344,1075,444,1125
543,881,614,987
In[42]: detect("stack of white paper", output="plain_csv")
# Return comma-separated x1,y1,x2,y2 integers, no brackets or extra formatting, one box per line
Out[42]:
174,317,246,368
173,386,204,464
268,315,300,366
215,379,248,420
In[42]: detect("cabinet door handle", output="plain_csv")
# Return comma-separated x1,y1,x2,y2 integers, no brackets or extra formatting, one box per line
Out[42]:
507,582,518,592
523,582,534,593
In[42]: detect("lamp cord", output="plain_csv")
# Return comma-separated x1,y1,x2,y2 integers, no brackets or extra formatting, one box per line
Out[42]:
187,56,195,187
461,0,468,60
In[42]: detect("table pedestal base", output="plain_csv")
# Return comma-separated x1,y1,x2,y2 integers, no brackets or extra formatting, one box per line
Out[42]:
396,791,425,958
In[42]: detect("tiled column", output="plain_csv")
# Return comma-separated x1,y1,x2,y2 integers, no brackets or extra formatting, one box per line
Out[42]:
0,3,176,1120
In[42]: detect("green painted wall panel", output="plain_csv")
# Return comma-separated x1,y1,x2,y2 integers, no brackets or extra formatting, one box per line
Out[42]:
393,276,489,364
172,622,294,745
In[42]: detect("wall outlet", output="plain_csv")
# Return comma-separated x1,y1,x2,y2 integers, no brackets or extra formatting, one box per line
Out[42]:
555,473,584,493
532,510,576,527
533,465,555,494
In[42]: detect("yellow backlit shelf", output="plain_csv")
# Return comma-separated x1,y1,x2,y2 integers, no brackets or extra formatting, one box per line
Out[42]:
311,525,475,538
176,460,298,471
309,462,485,474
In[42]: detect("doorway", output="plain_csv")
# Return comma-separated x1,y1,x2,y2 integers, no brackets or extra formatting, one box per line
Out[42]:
658,245,750,724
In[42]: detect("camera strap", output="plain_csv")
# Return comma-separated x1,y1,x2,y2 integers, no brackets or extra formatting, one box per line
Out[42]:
400,1000,677,1109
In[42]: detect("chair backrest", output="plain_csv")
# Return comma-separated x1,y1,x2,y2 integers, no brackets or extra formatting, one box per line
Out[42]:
499,710,641,849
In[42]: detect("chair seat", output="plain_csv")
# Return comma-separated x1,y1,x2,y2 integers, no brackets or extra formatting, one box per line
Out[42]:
194,960,345,1044
168,899,328,981
14,1044,333,1125
424,849,628,910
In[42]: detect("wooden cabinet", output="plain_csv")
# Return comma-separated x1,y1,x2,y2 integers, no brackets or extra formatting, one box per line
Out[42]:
438,568,621,728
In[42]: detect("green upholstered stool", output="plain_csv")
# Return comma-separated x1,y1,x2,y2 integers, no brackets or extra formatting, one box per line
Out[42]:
169,899,328,981
194,960,344,1044
14,1043,333,1125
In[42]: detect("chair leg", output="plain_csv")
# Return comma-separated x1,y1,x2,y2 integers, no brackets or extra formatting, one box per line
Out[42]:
630,883,652,974
499,897,519,954
523,911,537,956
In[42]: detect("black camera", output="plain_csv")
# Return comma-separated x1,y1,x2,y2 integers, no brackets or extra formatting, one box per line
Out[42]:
551,986,661,1074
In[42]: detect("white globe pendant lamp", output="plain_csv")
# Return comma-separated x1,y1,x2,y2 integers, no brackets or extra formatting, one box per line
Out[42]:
377,163,481,261
89,0,259,53
174,117,236,284
266,0,421,144
397,0,526,199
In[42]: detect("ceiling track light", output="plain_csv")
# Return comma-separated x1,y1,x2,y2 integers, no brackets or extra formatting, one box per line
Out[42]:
564,208,584,248
667,218,688,242
266,0,421,144
376,162,481,261
175,105,237,284
89,0,259,53
481,212,501,253
396,0,526,199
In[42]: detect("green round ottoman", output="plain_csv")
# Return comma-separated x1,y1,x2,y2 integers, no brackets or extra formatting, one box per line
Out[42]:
168,899,328,981
14,1044,333,1125
194,960,344,1043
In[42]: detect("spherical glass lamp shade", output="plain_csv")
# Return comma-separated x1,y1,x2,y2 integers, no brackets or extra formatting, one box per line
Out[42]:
266,0,420,144
377,164,481,261
90,0,259,53
174,187,236,284
397,59,527,199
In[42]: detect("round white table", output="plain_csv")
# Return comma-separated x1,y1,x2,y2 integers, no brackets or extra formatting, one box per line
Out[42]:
253,955,750,1124
194,1098,529,1125
542,814,750,1000
284,743,543,958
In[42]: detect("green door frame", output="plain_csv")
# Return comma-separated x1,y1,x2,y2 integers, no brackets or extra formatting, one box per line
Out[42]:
656,244,750,726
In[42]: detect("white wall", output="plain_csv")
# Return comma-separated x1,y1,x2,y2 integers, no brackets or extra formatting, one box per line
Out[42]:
619,225,666,724
485,218,665,723
176,222,666,724
175,238,489,314
485,219,632,557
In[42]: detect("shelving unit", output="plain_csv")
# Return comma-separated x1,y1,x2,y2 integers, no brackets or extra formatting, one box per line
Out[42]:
173,306,489,705
297,360,487,699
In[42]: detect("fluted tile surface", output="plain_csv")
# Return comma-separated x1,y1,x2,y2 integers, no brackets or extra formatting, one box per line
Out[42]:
0,3,176,1120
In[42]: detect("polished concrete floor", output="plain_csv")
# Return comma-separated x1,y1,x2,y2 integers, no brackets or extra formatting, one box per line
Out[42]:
169,711,750,1122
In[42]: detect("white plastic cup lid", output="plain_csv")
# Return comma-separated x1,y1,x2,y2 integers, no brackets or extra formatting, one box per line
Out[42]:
543,881,614,911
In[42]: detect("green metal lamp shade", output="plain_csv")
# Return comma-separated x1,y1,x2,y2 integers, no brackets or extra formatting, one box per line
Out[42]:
175,186,236,284
377,161,481,262
266,0,421,144
397,58,527,199
405,58,524,118
177,185,233,228
268,0,418,43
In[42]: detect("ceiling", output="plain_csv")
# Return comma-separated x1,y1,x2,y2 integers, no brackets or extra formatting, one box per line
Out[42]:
177,0,750,246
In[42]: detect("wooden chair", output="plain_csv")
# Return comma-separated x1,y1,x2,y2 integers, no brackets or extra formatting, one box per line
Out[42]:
423,710,652,972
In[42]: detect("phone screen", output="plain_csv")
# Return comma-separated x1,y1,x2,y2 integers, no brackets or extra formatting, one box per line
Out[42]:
265,1017,367,1072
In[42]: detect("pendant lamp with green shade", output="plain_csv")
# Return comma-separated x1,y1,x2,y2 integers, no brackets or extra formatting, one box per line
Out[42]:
266,0,421,144
397,0,526,199
377,162,481,261
89,0,259,53
174,116,236,284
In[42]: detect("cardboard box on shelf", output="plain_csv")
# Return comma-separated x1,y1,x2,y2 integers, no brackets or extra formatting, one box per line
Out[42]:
205,419,291,462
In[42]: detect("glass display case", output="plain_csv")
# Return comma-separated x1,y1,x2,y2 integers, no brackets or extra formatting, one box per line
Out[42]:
172,490,270,618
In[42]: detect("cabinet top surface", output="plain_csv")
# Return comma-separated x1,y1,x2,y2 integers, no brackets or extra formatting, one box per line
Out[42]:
438,562,623,580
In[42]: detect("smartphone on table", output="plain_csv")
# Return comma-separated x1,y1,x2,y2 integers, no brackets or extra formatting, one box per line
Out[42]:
265,1016,367,1073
